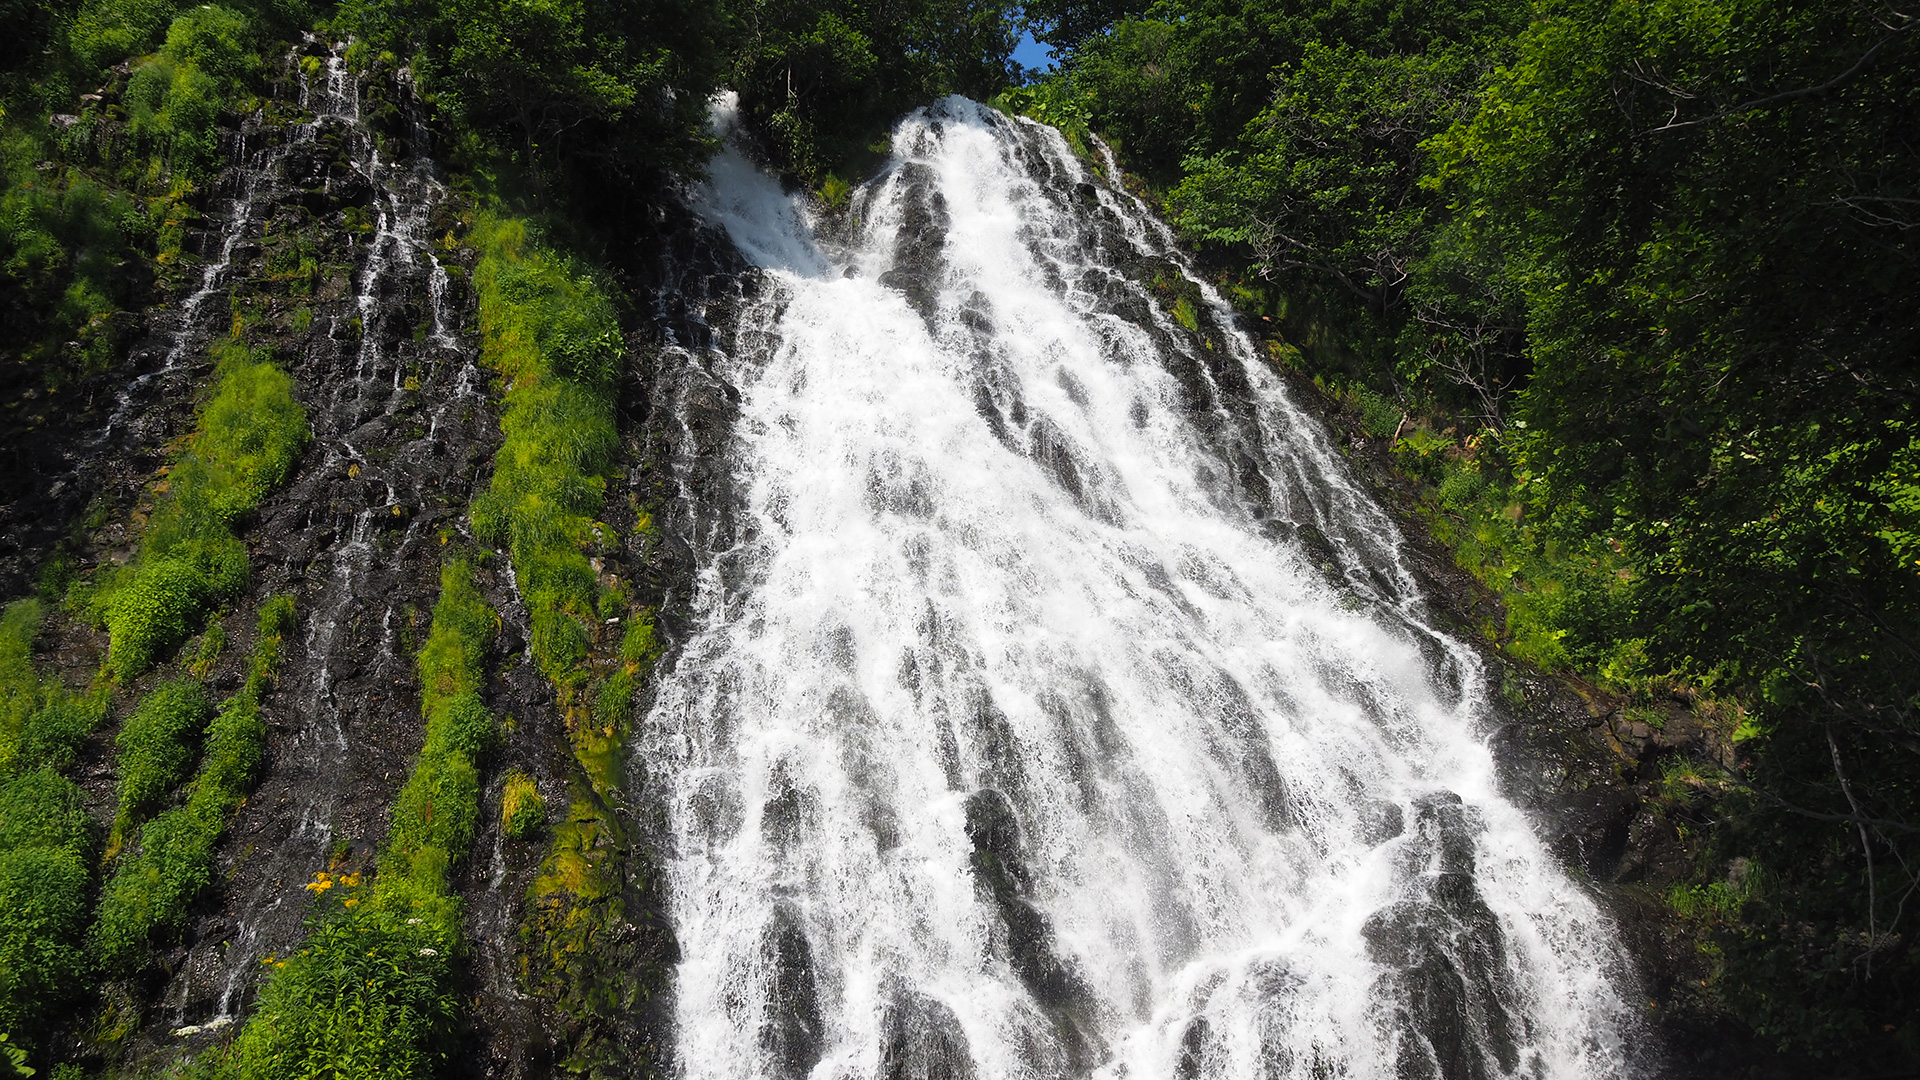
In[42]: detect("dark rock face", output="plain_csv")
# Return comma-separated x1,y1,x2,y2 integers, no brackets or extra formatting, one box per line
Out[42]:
960,788,1104,1067
760,902,825,1079
1175,1015,1212,1080
878,985,976,1080
1363,796,1523,1080
876,161,951,320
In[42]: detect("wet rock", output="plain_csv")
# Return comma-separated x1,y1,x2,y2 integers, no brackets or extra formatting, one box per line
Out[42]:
1363,793,1523,1080
760,763,816,855
1363,891,1521,1080
759,901,825,1080
962,789,1096,1026
878,162,950,321
878,985,976,1080
1175,1016,1212,1080
1358,798,1407,846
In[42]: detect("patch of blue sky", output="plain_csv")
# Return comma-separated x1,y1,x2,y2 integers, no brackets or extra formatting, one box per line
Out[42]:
1012,28,1058,76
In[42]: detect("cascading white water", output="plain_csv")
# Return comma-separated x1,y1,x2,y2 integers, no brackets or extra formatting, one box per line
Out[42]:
653,95,1642,1080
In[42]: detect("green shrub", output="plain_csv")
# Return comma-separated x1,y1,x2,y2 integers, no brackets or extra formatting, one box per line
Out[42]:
222,891,459,1080
0,611,101,1057
591,667,633,732
0,603,39,736
120,7,258,180
92,807,215,972
91,595,292,974
0,770,95,1049
0,770,92,857
111,677,212,843
500,772,545,841
92,344,307,681
187,623,226,677
67,0,186,71
98,537,247,681
438,692,496,762
1,1030,30,1076
0,153,145,378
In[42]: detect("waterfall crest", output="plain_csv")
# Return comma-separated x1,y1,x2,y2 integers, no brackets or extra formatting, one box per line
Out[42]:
651,94,1642,1080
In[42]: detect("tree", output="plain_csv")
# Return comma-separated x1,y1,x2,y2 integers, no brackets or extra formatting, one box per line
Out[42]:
728,0,1021,182
1433,0,1920,1044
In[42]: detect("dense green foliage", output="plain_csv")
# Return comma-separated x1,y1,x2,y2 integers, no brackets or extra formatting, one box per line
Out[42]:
220,565,492,1079
109,676,211,846
81,340,307,681
336,0,725,215
4,1,305,403
728,0,1020,182
383,561,496,888
0,768,94,1054
0,603,103,1061
1435,1,1920,1047
1029,0,1920,1055
466,212,675,1077
0,144,151,381
336,0,1021,200
93,596,293,975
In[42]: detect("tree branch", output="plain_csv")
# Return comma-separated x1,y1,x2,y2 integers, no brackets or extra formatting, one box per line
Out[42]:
1644,22,1910,135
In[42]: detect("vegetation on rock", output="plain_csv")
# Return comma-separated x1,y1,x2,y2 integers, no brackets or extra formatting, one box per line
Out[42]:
92,595,294,976
468,211,672,1078
78,340,307,682
0,602,106,1061
217,562,493,1080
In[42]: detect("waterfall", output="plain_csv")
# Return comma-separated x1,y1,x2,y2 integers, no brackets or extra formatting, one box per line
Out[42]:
141,37,489,1023
647,95,1644,1080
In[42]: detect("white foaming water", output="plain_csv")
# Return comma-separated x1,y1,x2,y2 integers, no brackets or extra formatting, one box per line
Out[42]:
653,96,1641,1080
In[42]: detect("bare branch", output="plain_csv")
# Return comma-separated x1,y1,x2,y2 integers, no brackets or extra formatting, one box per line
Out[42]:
1644,22,1910,135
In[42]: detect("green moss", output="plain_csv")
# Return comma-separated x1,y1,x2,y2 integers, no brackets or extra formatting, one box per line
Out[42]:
381,562,497,888
468,214,674,1076
616,616,658,667
467,216,620,688
500,771,546,841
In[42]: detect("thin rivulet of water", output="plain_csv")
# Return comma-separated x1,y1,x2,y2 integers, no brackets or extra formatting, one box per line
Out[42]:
138,38,484,1023
651,96,1645,1080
